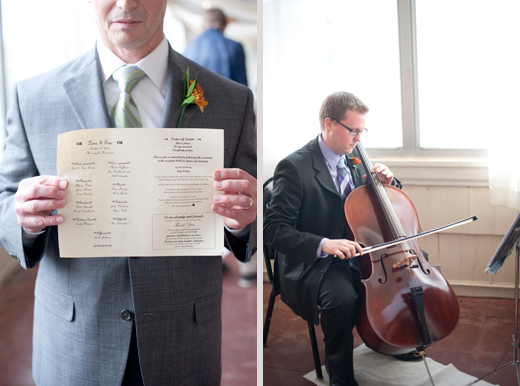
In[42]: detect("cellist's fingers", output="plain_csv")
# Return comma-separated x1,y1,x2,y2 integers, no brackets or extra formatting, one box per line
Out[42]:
372,163,393,185
322,239,363,259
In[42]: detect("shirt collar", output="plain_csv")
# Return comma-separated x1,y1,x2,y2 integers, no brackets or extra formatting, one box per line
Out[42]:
97,36,169,92
318,134,342,169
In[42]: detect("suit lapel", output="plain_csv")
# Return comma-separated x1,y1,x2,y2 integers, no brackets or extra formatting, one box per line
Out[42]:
161,47,201,129
63,45,209,131
309,137,340,197
62,49,112,130
346,149,365,188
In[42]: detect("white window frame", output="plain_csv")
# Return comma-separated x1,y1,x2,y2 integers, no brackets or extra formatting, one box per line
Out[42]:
368,0,488,187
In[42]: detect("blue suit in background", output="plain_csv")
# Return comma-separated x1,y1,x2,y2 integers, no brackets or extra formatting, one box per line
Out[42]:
184,28,248,86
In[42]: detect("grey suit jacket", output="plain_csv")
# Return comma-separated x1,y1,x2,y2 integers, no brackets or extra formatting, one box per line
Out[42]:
0,44,256,385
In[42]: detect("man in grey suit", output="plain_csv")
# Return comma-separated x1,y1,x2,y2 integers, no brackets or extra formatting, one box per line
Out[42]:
0,1,256,385
264,92,399,386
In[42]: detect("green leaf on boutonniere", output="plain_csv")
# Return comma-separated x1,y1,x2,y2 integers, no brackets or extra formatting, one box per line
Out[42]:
177,67,208,127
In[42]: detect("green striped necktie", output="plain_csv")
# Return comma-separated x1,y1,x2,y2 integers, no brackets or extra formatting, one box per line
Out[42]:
110,65,146,128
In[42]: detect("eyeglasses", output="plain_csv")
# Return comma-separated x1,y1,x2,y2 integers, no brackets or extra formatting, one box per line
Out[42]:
331,118,368,137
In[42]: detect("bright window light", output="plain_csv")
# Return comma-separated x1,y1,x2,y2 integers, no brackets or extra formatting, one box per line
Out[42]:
263,0,402,167
416,0,520,149
1,0,97,97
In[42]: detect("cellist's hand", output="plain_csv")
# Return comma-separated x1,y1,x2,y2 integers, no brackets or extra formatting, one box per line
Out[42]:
364,163,394,185
322,239,364,259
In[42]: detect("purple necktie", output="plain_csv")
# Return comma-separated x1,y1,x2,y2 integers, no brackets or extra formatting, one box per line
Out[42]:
337,156,351,199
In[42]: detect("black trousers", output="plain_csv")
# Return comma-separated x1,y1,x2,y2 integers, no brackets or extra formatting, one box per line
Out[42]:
318,258,360,384
122,322,144,386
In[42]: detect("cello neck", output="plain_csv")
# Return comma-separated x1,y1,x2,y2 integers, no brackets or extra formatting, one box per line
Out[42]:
355,142,406,239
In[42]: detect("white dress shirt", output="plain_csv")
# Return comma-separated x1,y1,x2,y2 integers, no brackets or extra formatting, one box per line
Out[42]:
97,36,169,129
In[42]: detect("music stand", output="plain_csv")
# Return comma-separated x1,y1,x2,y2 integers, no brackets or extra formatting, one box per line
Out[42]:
466,211,520,386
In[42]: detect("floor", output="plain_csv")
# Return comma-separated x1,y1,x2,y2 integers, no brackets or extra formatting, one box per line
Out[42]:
263,283,520,386
0,255,256,386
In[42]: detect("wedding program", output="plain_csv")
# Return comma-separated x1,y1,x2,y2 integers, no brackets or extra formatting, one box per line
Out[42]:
57,128,224,258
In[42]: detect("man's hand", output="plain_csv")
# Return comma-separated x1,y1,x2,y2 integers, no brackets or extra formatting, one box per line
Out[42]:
322,239,364,259
15,176,68,233
367,163,394,185
212,168,257,230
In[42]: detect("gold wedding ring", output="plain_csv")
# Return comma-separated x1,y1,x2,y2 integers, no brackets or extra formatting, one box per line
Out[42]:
244,196,253,210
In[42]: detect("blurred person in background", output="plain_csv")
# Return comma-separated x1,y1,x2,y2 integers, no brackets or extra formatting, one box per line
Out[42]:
184,8,248,86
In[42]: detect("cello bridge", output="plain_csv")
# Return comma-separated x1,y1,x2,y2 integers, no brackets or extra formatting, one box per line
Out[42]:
393,254,418,269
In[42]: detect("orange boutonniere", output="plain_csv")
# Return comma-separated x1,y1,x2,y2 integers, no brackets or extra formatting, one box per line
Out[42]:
350,156,361,177
177,67,208,128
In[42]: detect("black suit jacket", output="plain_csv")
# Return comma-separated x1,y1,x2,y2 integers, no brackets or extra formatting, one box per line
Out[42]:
264,136,368,324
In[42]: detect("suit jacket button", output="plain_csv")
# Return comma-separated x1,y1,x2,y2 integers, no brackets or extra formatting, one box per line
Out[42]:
321,270,324,275
121,310,134,321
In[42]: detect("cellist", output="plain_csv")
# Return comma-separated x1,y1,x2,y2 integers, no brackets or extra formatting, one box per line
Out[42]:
264,91,403,386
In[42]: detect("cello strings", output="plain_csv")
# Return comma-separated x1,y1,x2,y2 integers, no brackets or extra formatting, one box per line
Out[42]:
356,143,421,288
357,143,404,238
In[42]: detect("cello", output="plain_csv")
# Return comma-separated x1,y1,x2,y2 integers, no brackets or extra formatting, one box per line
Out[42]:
344,142,462,356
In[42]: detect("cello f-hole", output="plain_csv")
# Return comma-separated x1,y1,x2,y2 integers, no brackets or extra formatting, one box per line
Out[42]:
413,249,431,275
378,253,388,284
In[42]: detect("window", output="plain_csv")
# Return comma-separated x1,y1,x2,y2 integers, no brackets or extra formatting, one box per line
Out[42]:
263,0,402,166
263,0,518,174
415,0,520,150
0,0,98,158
